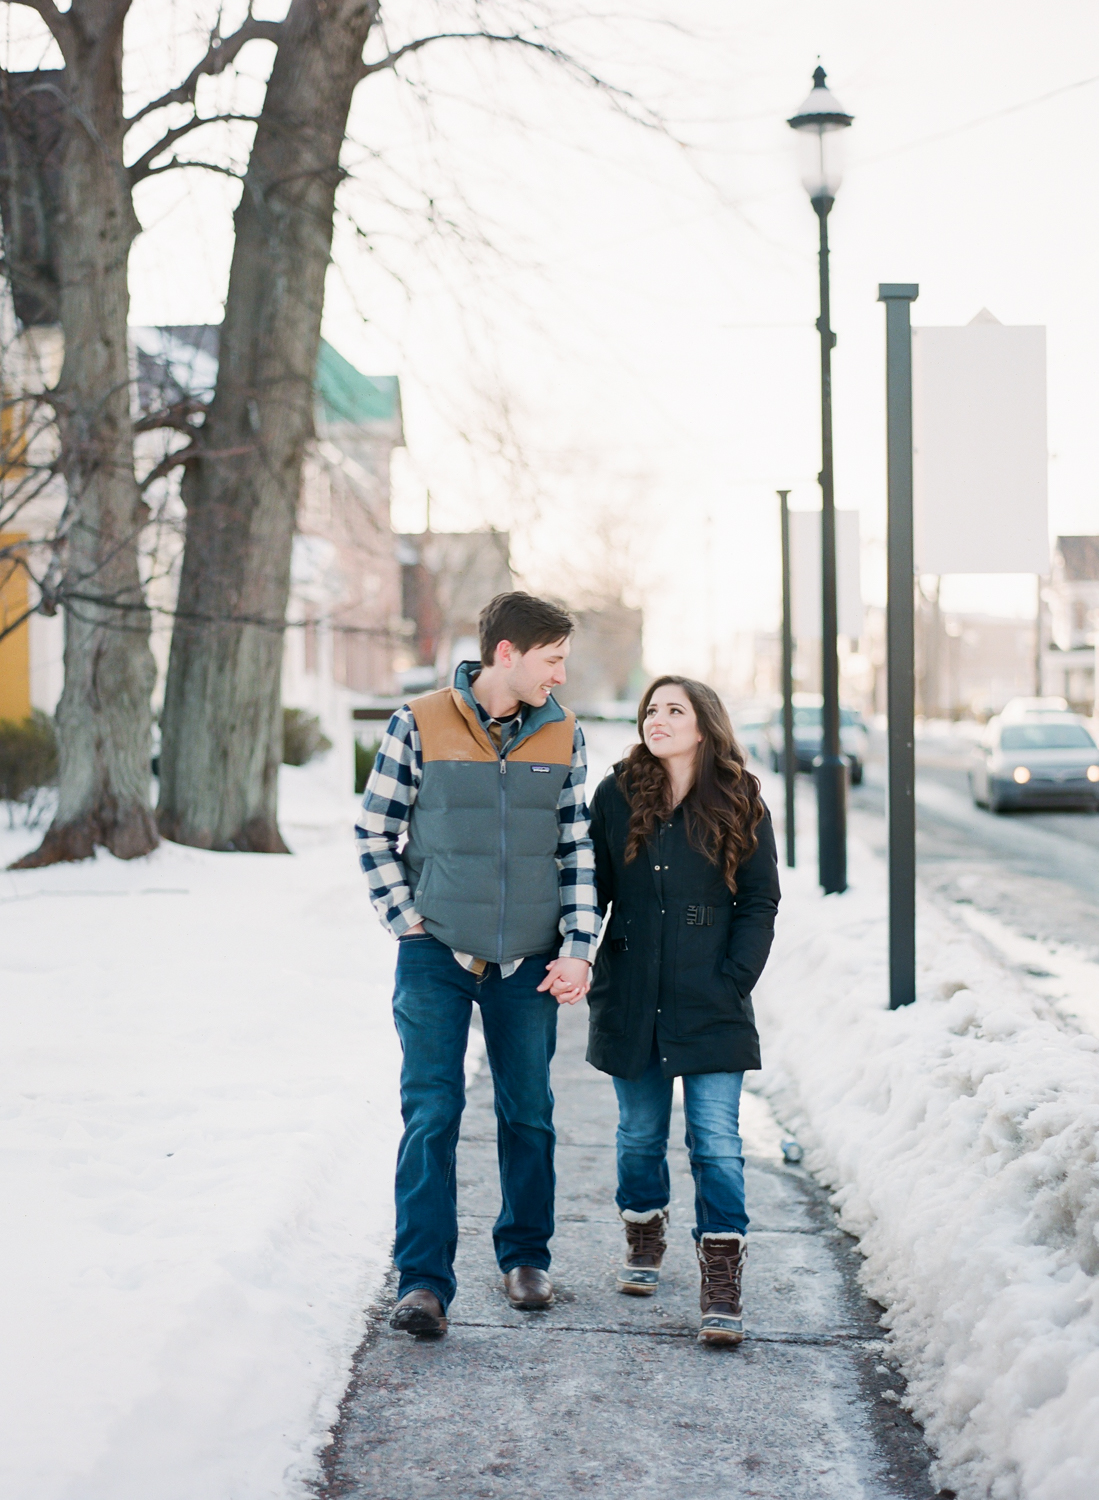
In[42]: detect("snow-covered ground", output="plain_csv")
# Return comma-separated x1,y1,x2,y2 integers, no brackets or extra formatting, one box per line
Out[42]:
0,763,405,1500
755,772,1099,1500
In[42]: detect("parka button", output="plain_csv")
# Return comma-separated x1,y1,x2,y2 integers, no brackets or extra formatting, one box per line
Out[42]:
653,864,660,870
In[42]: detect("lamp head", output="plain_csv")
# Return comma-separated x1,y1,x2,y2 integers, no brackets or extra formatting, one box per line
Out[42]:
788,65,853,207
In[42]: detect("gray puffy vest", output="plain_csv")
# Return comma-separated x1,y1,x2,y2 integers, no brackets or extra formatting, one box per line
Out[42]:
404,679,576,963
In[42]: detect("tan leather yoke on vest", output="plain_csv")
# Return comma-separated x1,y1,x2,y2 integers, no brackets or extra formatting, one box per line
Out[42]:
411,687,575,765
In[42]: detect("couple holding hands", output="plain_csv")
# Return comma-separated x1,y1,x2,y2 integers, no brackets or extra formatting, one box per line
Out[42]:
355,592,780,1346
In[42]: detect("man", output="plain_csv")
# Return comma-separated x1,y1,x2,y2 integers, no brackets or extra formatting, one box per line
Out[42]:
355,592,599,1338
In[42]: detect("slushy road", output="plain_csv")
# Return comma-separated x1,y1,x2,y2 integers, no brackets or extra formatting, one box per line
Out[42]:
320,997,938,1500
849,731,1099,962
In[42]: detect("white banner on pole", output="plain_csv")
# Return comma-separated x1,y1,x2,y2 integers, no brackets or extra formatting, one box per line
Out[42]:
789,509,863,640
912,318,1049,575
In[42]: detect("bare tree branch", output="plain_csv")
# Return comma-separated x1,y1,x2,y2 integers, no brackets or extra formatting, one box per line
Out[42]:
128,113,257,184
136,157,245,183
356,27,658,127
137,442,255,493
6,0,74,54
0,602,37,648
126,15,283,130
132,397,207,435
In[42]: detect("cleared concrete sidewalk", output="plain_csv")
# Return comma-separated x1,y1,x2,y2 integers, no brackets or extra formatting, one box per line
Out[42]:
319,1001,940,1500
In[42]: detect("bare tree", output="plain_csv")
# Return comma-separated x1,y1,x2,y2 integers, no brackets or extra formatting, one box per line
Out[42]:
156,0,380,851
157,1,647,851
4,4,154,865
4,0,280,866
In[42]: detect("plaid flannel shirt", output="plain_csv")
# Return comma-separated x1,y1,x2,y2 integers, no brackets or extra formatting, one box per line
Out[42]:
355,699,600,977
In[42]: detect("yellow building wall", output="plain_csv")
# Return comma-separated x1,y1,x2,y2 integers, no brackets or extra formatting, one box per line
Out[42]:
0,533,31,722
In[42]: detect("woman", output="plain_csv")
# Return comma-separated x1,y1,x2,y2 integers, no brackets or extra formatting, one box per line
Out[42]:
587,676,780,1346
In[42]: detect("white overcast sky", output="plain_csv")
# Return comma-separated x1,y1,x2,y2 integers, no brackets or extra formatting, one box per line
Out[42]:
8,0,1099,676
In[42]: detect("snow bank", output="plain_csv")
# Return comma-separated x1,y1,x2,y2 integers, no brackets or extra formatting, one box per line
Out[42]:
757,811,1099,1500
0,762,405,1499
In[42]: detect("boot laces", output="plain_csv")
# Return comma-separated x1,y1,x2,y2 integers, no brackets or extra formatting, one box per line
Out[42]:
699,1241,744,1307
625,1215,667,1258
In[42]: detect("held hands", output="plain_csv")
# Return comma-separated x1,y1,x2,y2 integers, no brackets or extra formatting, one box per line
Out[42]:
403,925,588,1004
538,956,591,1006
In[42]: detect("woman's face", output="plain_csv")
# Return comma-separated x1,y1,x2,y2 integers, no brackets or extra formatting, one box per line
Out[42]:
642,684,703,762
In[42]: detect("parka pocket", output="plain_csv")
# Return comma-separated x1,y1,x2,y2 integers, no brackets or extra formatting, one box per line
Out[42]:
670,904,749,1037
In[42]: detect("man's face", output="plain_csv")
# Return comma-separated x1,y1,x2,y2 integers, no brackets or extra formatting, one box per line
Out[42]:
502,637,571,707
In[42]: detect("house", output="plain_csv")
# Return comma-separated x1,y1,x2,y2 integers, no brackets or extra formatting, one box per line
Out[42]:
1,320,407,784
553,602,644,714
397,528,513,689
0,319,64,722
132,326,406,782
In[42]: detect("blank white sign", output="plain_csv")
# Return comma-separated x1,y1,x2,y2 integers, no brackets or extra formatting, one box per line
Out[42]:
912,324,1049,575
790,509,863,640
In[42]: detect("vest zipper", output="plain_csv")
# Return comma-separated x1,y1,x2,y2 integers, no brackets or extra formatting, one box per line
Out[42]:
497,755,507,964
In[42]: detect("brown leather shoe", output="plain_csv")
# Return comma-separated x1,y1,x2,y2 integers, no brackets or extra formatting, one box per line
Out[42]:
696,1232,745,1346
503,1266,554,1310
389,1288,447,1337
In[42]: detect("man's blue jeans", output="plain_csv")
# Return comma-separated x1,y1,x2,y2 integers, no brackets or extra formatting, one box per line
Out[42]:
613,1038,748,1237
391,934,560,1311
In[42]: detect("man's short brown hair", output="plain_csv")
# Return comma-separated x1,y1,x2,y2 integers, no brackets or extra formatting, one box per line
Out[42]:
478,592,574,666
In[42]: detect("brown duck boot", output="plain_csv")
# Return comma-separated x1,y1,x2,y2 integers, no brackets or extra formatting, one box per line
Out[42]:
696,1232,746,1345
617,1207,669,1296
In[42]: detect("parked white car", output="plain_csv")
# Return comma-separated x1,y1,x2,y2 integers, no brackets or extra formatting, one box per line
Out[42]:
970,714,1099,812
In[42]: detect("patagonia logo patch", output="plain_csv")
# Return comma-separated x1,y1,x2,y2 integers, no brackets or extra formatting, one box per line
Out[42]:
530,764,551,773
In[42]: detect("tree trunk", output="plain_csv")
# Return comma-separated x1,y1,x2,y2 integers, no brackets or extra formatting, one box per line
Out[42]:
13,1,157,869
157,0,378,851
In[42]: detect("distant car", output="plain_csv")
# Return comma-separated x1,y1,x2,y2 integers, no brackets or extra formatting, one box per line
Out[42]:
765,696,869,785
970,715,1099,812
731,701,778,763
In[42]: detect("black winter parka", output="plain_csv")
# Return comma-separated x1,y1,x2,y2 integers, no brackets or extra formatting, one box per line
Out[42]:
586,768,781,1080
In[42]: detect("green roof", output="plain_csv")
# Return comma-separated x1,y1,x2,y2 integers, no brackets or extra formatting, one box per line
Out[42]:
315,339,401,427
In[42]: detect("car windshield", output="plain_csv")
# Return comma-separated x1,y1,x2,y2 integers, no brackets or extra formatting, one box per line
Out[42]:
1000,723,1096,751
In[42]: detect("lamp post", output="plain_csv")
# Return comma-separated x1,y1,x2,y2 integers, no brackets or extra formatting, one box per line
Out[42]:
878,283,919,1009
788,65,853,895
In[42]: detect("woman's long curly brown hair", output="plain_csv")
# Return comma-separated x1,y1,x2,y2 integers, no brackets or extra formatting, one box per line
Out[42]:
617,676,765,892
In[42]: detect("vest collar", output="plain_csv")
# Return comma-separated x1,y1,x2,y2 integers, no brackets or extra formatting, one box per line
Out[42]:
453,660,566,756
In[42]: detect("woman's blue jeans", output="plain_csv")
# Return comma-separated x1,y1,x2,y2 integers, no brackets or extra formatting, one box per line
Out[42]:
613,1038,747,1237
391,935,560,1312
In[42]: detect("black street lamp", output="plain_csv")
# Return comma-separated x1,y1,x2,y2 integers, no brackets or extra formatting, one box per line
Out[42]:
788,65,853,896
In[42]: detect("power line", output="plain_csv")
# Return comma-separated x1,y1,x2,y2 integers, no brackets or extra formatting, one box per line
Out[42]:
856,70,1099,166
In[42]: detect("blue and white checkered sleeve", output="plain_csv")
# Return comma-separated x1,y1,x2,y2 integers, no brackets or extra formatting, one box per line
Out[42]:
354,708,423,939
555,721,601,963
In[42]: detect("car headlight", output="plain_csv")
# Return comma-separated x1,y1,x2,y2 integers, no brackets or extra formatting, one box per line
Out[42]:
1012,766,1031,784
1088,765,1099,783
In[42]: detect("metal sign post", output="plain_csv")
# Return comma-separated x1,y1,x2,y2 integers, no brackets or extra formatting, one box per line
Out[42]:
777,490,796,868
878,283,919,1008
